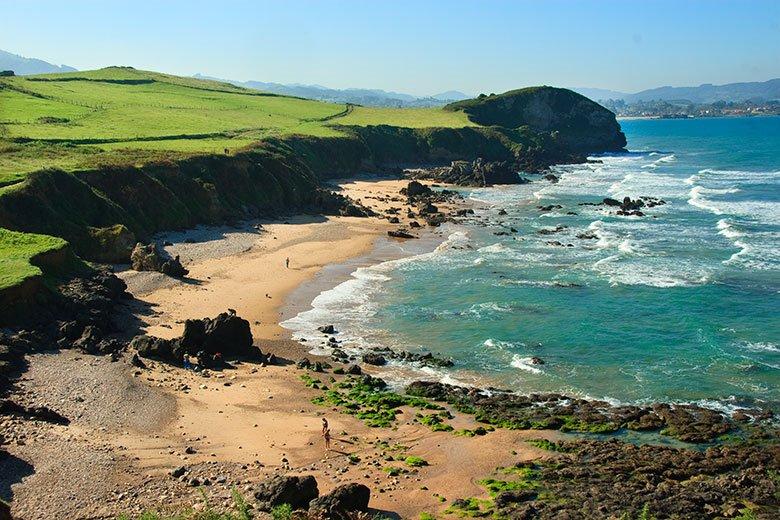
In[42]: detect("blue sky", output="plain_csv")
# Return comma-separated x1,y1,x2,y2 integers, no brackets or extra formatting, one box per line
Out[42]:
3,0,779,96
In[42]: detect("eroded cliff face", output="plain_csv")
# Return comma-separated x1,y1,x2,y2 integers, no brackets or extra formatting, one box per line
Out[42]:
444,86,627,153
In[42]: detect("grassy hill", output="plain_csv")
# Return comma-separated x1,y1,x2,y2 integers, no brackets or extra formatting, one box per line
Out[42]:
0,68,624,308
0,67,472,187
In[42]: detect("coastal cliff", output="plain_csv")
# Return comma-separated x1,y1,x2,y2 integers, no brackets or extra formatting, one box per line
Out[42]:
0,87,624,267
444,86,627,153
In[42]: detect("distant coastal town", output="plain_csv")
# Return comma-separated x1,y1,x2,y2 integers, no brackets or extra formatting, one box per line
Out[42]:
602,98,780,118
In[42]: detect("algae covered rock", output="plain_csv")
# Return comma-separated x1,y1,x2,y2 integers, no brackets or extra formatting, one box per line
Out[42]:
87,224,136,263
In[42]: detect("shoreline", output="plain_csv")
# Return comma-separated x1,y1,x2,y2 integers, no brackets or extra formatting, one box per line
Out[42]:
2,175,778,519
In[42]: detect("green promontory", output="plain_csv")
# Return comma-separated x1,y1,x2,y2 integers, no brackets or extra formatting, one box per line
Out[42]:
444,86,627,152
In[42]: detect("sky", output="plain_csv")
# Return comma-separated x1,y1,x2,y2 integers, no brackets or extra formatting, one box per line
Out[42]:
2,0,779,96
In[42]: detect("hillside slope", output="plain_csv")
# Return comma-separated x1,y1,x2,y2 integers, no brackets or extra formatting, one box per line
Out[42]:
0,68,626,308
0,67,473,185
444,87,626,152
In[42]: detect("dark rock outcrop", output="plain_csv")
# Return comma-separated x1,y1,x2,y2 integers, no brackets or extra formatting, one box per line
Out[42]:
362,353,386,366
408,158,523,187
487,440,780,519
130,243,188,278
405,381,742,442
387,229,416,239
309,483,371,519
253,474,319,511
132,311,257,364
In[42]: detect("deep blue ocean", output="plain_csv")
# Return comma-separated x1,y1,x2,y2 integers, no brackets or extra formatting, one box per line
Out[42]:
285,116,780,412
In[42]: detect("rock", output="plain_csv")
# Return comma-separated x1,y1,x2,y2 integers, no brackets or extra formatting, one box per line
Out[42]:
409,221,421,228
403,181,432,199
309,483,371,519
171,466,186,478
425,214,447,227
387,229,416,239
130,242,188,278
529,357,545,365
346,364,362,375
537,225,566,235
388,216,400,224
362,353,386,366
498,208,508,215
318,325,336,334
133,311,256,363
603,197,621,206
254,474,319,511
130,353,146,368
417,202,439,215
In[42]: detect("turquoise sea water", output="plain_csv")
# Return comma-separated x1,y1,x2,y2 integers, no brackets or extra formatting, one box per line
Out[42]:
285,116,780,411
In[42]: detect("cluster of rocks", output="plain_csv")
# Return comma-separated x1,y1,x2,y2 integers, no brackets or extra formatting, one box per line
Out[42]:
359,348,454,369
254,474,370,520
488,440,780,519
403,381,773,443
580,196,667,217
314,325,454,369
130,242,189,278
0,268,129,396
130,311,262,366
406,158,529,187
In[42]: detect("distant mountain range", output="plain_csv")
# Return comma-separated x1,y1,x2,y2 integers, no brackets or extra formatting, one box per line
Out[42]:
0,49,76,75
193,73,470,107
573,79,780,104
3,49,778,107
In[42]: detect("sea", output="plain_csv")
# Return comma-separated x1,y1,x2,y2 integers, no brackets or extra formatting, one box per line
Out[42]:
283,116,780,413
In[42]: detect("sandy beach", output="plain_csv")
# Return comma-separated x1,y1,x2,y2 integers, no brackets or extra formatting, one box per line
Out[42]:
3,177,559,519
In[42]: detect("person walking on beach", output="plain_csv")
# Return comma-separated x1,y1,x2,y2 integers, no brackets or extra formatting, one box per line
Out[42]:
323,428,332,451
321,417,329,435
285,257,290,269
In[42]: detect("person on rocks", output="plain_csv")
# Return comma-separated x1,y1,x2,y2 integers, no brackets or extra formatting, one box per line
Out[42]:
183,352,192,370
323,428,332,451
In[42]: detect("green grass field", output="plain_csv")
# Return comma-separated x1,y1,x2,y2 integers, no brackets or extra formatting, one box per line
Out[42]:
0,228,67,291
0,67,473,186
0,66,479,292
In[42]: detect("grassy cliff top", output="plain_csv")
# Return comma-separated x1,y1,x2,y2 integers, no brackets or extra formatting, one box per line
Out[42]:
0,228,67,291
445,86,616,130
0,67,473,186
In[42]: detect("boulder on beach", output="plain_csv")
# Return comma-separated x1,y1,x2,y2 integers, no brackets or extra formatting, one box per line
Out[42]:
254,474,319,511
130,242,188,278
132,311,256,363
362,353,386,366
309,483,371,520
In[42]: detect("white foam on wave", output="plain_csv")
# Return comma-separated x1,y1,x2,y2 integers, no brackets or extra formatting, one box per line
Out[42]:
739,341,780,353
510,355,544,374
282,230,472,352
716,219,745,239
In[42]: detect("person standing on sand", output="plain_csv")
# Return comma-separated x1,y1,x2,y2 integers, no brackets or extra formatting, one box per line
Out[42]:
323,428,331,451
285,257,290,269
321,417,329,435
